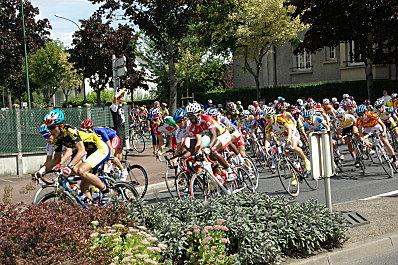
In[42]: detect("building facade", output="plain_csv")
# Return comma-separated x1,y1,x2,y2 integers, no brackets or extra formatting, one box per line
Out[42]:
233,42,397,88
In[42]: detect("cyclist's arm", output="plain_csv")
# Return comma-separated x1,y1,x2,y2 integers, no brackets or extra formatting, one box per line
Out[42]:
194,134,202,153
321,120,330,131
209,127,218,147
377,118,387,134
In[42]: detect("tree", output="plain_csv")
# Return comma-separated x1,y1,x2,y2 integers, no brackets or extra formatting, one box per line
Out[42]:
60,62,80,106
70,12,144,105
235,0,307,100
90,0,207,113
28,41,74,104
0,0,50,108
289,0,398,100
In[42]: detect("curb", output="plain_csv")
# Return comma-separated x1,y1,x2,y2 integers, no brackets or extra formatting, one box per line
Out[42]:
138,180,172,196
285,232,398,265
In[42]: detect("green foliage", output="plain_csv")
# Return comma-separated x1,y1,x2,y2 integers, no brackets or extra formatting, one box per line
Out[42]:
90,223,165,264
142,193,348,264
67,90,115,107
194,79,398,106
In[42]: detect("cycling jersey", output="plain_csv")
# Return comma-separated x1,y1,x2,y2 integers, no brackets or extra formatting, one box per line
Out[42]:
188,114,226,136
356,112,380,128
336,114,356,129
93,127,118,142
377,107,395,122
386,99,398,109
153,123,177,136
265,115,293,136
303,116,326,132
53,126,106,153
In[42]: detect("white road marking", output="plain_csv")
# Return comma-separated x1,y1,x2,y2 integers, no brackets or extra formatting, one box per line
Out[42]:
360,190,398,201
0,179,13,183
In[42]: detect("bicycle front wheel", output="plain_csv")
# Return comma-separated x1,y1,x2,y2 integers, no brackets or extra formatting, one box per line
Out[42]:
108,181,139,203
37,191,77,205
277,158,300,197
375,145,394,178
175,171,191,199
165,167,178,198
126,164,149,198
131,133,146,153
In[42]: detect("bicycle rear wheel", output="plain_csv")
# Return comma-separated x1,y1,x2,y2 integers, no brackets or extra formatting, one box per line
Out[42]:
242,157,259,190
234,166,255,192
375,145,394,178
277,158,300,197
130,133,146,153
164,167,178,198
108,181,139,203
37,191,77,205
126,164,148,198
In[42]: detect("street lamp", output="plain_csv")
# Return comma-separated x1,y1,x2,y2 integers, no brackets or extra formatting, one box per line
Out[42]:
21,0,31,108
54,14,87,103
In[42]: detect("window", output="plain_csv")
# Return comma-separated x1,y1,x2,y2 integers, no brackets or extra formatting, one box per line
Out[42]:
348,41,363,65
296,51,312,70
328,46,336,60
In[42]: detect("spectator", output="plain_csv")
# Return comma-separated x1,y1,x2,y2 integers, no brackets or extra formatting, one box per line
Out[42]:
160,102,169,117
110,88,127,161
148,101,162,155
381,90,391,104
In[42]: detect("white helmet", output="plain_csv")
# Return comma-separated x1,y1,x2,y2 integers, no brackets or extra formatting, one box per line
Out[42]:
332,97,338,103
296,99,304,106
185,103,202,114
263,106,275,116
322,98,330,105
248,105,255,113
343,94,349,99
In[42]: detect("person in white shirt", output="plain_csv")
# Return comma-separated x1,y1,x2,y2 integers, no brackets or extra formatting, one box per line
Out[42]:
110,88,127,161
381,90,392,104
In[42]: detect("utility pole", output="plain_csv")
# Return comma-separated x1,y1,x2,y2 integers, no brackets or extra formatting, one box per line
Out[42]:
21,0,31,108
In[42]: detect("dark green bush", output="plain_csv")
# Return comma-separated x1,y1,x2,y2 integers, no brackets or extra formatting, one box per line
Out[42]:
142,193,348,265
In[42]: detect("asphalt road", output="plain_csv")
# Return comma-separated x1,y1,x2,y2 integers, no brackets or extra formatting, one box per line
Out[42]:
346,250,398,265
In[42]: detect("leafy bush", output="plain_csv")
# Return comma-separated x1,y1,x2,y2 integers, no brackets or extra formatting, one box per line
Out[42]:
0,203,138,265
90,222,166,264
67,90,115,107
142,193,348,264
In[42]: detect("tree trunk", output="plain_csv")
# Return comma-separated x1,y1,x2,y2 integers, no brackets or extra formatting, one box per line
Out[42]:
7,87,12,109
168,39,177,114
365,57,374,101
96,90,101,106
65,94,69,107
255,76,260,101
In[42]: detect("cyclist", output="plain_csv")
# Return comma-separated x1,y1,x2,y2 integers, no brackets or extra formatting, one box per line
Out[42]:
374,99,398,139
263,106,311,183
185,102,235,180
80,119,128,180
355,105,398,167
335,108,360,166
331,97,340,110
302,110,330,136
386,93,398,109
44,109,110,201
152,116,178,156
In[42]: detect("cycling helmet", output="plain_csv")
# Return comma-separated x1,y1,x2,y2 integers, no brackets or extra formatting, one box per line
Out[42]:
343,94,349,99
150,108,161,119
363,99,371,105
241,110,250,117
331,97,338,103
336,108,345,117
206,107,219,117
226,102,236,110
302,110,314,118
277,96,285,102
173,108,186,122
391,93,398,98
81,118,94,129
322,98,330,105
252,101,259,107
185,102,202,114
44,108,65,126
38,124,50,138
248,105,255,113
263,106,275,116
236,101,242,105
306,97,314,103
346,101,355,108
296,99,304,106
163,116,176,127
208,99,213,104
355,105,367,114
374,99,384,108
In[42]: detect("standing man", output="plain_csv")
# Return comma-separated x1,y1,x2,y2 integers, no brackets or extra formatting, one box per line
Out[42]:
110,88,127,161
381,90,392,104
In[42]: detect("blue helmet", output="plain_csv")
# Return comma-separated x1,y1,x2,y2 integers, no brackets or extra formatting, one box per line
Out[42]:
173,108,186,122
38,124,50,138
206,107,219,117
44,108,65,126
355,105,367,114
302,110,314,118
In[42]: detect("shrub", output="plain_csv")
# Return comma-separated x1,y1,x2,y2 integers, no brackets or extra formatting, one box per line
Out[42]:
142,193,348,264
90,223,165,264
0,203,138,265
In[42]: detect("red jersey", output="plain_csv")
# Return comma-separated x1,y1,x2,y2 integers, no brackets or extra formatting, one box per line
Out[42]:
356,112,379,128
188,114,226,136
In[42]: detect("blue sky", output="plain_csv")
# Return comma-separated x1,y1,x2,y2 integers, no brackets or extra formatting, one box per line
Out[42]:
30,0,100,47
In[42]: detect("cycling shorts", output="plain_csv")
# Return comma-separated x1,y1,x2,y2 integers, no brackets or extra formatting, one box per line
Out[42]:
84,141,110,174
363,124,383,135
279,128,302,147
383,118,397,130
342,125,354,136
217,131,232,150
111,136,121,150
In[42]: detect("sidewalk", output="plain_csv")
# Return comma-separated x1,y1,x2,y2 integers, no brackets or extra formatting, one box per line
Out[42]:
285,197,398,264
0,148,168,204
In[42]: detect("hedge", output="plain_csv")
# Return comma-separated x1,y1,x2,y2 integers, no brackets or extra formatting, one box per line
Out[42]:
194,79,398,106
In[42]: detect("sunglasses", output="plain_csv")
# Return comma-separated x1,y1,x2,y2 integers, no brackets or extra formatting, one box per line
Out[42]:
47,124,58,130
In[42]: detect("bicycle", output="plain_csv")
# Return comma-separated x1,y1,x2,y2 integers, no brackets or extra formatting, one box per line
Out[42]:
33,171,138,207
128,123,146,153
122,149,149,198
275,141,318,197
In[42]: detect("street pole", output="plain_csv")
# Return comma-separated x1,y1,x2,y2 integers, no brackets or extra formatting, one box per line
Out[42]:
54,14,86,103
21,0,31,109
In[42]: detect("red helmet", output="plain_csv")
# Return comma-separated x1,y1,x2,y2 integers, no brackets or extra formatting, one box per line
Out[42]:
252,101,259,107
346,101,355,108
81,119,94,129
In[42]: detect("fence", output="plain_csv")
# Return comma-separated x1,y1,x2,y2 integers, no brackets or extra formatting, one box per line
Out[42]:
0,106,130,155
